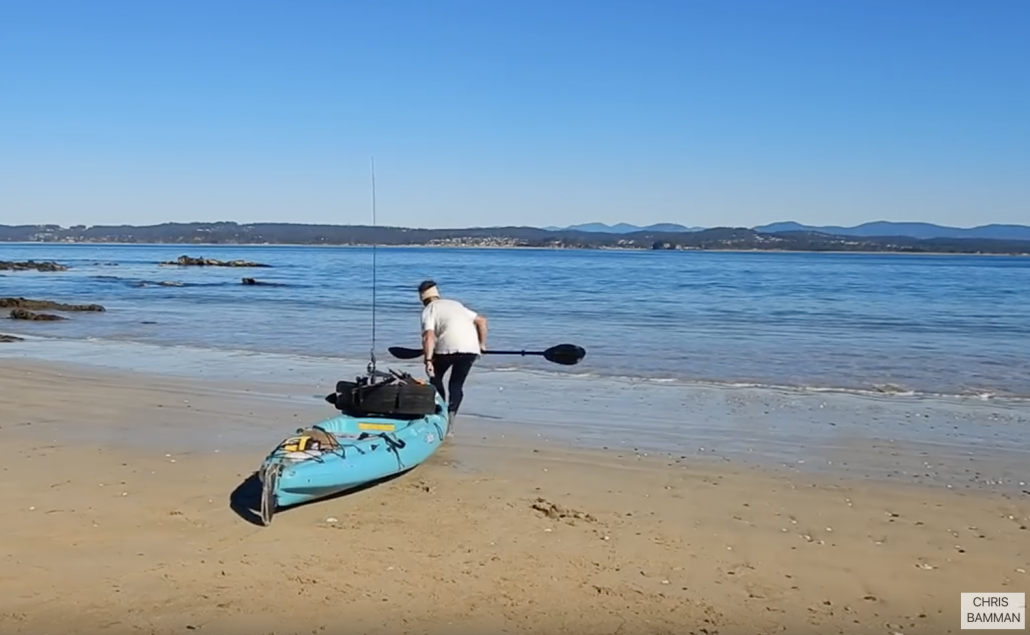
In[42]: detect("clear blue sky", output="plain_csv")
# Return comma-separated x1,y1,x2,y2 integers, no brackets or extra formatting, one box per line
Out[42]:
1,0,1027,229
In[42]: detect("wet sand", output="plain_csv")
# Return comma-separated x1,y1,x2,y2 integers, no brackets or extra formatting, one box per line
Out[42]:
0,360,1027,634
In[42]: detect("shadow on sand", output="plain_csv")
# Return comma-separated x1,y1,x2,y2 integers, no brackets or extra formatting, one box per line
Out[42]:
228,469,412,527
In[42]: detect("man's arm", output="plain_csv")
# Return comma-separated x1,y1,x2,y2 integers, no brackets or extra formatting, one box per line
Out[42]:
422,328,436,360
421,307,436,361
473,314,488,351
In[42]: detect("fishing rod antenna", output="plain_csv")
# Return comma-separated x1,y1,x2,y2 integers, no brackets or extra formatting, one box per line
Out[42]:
367,156,378,377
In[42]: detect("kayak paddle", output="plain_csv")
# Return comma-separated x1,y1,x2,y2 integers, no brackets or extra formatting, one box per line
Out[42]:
388,343,587,366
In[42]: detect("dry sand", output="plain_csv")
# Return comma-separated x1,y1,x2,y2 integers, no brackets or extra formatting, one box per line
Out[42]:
0,361,1027,635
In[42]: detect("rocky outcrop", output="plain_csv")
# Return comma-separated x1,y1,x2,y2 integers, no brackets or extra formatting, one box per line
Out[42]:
0,333,24,343
0,260,69,272
9,309,66,321
0,298,106,312
160,255,270,267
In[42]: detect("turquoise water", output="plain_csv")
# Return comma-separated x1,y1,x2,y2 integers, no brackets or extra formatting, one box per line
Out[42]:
2,242,1029,398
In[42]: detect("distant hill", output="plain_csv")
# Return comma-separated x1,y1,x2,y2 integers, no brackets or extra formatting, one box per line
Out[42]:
2,222,1030,255
545,220,1030,241
543,222,705,233
752,221,1030,241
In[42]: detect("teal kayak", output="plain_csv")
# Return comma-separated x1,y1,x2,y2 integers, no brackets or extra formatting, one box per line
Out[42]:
257,388,448,525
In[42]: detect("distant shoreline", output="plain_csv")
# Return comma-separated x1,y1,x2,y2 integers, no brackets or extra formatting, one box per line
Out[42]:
4,222,1030,255
2,240,1028,257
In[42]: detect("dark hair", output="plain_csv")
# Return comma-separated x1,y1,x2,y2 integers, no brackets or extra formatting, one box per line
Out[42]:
418,279,437,294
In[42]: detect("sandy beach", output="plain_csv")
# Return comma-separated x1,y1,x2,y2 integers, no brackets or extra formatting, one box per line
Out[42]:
0,360,1025,635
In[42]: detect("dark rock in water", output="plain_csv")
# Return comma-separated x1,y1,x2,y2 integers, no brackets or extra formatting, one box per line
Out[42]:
160,255,270,268
0,297,106,312
0,260,69,272
0,333,25,343
241,277,284,286
9,309,66,321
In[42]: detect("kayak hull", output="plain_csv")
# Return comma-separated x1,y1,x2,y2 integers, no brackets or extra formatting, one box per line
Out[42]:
258,393,449,521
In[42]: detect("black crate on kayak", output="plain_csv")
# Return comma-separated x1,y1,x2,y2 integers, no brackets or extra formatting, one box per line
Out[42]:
325,372,438,418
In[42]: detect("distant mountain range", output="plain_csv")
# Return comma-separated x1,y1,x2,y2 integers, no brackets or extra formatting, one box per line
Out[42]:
546,221,1030,241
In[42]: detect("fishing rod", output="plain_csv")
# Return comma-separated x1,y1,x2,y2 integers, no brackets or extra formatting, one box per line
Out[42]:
367,157,378,377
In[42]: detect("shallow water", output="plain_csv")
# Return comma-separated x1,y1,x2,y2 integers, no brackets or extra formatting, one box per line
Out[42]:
2,337,1027,494
2,242,1029,398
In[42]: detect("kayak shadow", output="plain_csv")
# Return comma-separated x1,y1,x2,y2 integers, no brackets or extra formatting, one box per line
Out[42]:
228,469,412,527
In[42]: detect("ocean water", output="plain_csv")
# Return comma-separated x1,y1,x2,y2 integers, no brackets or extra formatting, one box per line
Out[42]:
2,242,1030,399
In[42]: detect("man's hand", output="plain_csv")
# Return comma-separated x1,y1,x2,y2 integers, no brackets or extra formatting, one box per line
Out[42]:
424,359,435,378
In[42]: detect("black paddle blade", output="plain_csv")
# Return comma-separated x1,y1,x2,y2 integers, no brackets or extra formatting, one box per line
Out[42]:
388,346,424,360
542,343,587,366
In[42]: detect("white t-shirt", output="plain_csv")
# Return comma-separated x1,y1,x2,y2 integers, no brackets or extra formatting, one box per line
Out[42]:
421,298,481,355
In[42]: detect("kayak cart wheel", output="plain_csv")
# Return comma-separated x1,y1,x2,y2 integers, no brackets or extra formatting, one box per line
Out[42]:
259,464,280,526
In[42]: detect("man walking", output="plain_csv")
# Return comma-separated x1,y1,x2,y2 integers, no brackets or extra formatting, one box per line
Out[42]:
418,279,487,435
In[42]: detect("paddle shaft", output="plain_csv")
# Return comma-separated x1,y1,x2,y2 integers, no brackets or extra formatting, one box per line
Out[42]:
389,346,547,358
388,343,585,365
